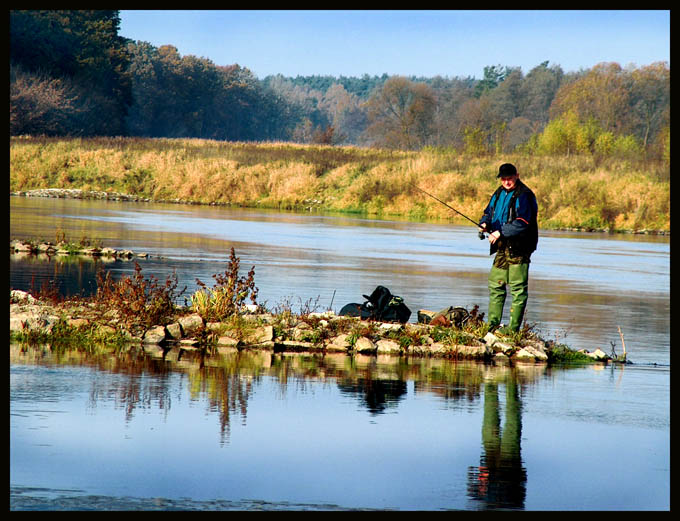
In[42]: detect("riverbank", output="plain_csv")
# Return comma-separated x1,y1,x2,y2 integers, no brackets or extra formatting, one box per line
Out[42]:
10,288,620,365
10,188,670,236
9,136,670,233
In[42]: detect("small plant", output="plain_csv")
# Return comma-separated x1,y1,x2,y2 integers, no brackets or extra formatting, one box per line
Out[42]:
193,248,258,322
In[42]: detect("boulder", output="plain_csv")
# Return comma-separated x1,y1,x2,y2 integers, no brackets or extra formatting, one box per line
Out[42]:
178,313,204,336
376,339,402,354
456,344,493,358
243,325,274,345
142,325,167,344
166,322,182,340
585,348,610,361
216,335,239,347
514,345,548,362
354,337,376,353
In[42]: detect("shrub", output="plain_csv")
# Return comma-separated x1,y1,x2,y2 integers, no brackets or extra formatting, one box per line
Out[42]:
92,262,185,336
193,248,259,322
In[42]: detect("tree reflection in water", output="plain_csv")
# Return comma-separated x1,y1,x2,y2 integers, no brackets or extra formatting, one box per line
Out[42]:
13,344,531,504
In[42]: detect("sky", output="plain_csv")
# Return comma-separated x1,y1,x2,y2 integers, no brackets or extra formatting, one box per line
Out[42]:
118,10,670,79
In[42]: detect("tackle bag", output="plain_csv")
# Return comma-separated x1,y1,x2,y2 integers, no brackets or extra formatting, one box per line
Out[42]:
428,306,470,328
338,285,411,323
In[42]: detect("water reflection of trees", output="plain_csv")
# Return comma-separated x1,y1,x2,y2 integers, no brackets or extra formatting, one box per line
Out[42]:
11,344,538,490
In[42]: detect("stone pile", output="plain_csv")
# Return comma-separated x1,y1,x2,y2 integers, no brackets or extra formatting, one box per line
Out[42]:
9,290,614,363
11,188,149,202
10,239,146,259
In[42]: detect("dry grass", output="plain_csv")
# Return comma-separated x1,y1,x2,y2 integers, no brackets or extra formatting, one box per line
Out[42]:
9,136,670,232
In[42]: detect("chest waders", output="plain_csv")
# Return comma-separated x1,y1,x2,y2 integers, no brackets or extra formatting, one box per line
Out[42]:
487,188,532,332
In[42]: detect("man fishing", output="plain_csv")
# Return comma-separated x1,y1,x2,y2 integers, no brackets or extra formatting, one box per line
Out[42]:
478,163,538,333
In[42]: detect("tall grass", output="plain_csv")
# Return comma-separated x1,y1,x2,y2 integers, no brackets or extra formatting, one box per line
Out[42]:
9,136,670,232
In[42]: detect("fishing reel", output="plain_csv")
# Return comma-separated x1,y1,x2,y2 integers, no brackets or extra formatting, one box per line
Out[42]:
478,230,486,240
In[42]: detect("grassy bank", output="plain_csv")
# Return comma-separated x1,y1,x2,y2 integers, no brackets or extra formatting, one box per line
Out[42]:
10,136,670,232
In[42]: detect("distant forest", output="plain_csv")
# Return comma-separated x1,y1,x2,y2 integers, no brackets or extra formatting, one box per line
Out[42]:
10,10,670,160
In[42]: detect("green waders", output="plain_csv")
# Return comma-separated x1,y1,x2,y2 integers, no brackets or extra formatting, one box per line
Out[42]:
487,246,530,332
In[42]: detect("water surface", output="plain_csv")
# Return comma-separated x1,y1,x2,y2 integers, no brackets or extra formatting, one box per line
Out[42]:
10,345,670,511
10,196,669,365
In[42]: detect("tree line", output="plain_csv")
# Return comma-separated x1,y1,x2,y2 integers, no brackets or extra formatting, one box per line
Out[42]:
10,10,670,162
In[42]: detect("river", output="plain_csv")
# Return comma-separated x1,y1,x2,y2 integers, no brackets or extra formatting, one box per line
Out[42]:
9,195,670,510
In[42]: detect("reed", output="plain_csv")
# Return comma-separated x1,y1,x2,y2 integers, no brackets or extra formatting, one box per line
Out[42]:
9,136,669,232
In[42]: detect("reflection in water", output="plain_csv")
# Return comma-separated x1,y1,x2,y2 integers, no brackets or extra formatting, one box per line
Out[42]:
10,343,670,510
467,378,526,510
337,378,408,415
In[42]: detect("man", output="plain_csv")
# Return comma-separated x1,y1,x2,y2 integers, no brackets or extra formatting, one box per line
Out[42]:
478,163,538,332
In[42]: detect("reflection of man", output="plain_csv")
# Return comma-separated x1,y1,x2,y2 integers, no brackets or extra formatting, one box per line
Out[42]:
478,163,538,332
468,378,527,509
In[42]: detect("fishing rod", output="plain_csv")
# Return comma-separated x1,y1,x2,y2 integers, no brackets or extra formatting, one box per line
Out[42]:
409,182,486,240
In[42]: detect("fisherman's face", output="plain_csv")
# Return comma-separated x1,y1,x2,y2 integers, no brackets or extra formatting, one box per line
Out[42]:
500,173,518,190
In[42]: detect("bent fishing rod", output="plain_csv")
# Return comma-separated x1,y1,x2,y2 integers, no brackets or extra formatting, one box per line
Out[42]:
409,182,486,240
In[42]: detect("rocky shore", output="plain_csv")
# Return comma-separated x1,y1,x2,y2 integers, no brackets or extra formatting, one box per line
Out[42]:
9,289,615,364
11,188,150,203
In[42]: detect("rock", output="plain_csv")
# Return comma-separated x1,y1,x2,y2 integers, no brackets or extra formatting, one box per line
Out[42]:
217,335,239,347
483,332,499,346
378,322,402,332
142,325,167,344
494,341,515,354
243,325,274,345
455,344,492,358
205,322,225,334
308,311,335,319
585,348,610,361
327,333,351,351
178,313,204,336
100,247,117,256
277,340,320,351
428,342,449,355
67,318,89,328
514,345,548,362
376,339,402,354
354,337,376,353
166,322,182,339
10,290,36,304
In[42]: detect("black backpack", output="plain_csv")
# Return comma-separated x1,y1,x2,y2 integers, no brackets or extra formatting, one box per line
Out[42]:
339,285,411,323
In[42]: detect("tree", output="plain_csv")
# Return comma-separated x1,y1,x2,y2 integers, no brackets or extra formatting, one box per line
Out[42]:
364,76,436,149
474,65,512,98
550,62,631,135
630,62,670,147
520,61,564,126
10,10,132,135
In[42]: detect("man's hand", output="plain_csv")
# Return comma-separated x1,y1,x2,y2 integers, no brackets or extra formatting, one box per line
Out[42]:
488,230,501,244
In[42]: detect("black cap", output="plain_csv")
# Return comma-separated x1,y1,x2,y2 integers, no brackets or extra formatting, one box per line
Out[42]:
497,163,517,178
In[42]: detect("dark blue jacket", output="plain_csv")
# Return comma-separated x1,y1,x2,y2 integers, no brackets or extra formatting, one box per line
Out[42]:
479,179,538,256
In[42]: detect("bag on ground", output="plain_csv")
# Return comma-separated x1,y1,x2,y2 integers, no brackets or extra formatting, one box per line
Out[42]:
339,285,411,323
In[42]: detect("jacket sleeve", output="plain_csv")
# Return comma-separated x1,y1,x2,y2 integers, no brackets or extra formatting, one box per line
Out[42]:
501,191,537,238
479,194,496,228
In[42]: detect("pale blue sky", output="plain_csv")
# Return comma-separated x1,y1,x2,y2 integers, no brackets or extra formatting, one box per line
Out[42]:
119,10,670,79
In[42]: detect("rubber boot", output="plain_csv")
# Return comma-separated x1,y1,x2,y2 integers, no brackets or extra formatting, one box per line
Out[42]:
507,263,529,332
487,266,507,328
